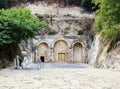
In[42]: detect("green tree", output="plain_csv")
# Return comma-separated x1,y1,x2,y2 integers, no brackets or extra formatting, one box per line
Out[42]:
93,0,120,51
0,8,46,66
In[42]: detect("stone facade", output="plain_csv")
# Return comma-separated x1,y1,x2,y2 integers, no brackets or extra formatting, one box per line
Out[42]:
29,35,88,63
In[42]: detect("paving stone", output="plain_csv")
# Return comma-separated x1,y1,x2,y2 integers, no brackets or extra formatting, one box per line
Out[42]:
0,64,120,89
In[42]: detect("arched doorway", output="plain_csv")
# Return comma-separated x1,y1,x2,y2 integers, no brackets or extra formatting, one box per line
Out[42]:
37,42,50,63
73,42,83,63
53,40,69,63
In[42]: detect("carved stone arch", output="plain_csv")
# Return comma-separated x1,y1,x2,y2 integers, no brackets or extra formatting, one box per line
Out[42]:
73,41,85,63
52,39,70,63
51,38,71,48
72,41,86,48
36,41,50,48
36,41,50,63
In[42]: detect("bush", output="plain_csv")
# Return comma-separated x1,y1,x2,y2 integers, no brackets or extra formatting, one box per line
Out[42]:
85,21,91,30
48,30,57,35
35,14,44,20
64,14,72,17
77,30,84,35
0,60,7,69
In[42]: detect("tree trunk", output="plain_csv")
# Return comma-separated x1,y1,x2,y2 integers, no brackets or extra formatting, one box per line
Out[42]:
0,44,21,66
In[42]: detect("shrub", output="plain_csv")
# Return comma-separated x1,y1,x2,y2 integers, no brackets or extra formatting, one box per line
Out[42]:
64,14,72,17
35,14,44,20
0,60,7,69
85,21,91,30
48,30,57,35
77,30,84,35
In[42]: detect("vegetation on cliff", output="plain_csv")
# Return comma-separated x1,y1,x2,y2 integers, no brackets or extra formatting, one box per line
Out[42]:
93,0,120,51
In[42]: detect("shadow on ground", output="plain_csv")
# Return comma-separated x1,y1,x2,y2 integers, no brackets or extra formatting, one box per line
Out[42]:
22,63,89,70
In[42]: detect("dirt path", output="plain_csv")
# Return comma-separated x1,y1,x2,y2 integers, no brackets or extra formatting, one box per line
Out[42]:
0,68,120,89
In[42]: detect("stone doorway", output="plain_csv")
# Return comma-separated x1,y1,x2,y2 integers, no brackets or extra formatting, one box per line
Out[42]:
53,40,69,62
58,53,68,63
73,42,83,63
37,42,50,62
40,56,45,62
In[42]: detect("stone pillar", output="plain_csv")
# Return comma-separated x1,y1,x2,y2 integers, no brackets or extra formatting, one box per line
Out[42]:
69,46,73,63
72,46,74,63
32,52,34,63
50,48,53,63
34,50,36,63
82,47,86,63
35,47,38,63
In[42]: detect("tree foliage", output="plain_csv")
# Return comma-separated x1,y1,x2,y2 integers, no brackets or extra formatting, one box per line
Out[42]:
0,8,47,66
93,0,120,51
0,8,46,44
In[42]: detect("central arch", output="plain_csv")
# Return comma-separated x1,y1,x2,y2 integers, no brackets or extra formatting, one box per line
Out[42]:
53,40,69,63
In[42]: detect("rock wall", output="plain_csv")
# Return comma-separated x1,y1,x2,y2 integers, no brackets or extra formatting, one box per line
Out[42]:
88,34,120,69
87,34,100,65
38,16,94,36
28,3,94,36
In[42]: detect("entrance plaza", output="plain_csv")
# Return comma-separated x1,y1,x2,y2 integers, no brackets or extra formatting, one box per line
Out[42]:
0,63,120,89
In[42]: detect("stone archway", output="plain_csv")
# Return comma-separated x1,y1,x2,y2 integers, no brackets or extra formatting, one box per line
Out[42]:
53,40,69,63
73,42,83,63
37,42,50,63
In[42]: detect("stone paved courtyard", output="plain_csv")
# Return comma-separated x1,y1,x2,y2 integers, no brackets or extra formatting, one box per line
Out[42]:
0,63,120,89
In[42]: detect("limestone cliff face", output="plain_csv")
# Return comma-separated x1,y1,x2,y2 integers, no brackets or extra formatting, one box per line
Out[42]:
27,3,94,36
38,16,94,37
98,43,120,69
88,34,120,69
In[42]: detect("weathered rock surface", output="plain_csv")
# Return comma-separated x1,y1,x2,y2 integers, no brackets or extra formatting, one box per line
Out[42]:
27,3,94,36
88,34,120,69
